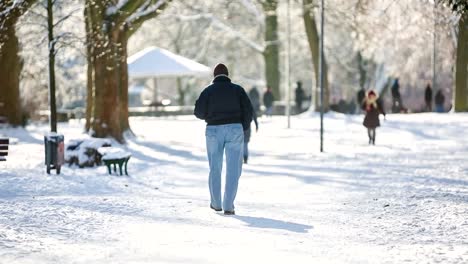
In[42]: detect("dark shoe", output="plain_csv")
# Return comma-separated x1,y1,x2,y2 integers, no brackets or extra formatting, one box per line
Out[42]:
224,210,235,215
210,204,222,212
243,156,248,164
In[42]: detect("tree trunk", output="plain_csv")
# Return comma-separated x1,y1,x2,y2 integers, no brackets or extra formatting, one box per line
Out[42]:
92,31,122,141
84,5,94,132
0,0,36,126
302,0,329,111
455,13,468,112
177,77,185,105
262,1,281,100
119,32,131,134
357,51,366,90
0,18,22,126
84,0,170,141
86,1,123,142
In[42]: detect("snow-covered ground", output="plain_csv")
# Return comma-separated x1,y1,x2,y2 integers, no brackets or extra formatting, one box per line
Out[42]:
0,113,467,263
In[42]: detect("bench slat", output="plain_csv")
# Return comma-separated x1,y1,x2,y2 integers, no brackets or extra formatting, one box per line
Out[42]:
0,152,8,156
0,145,8,150
0,139,9,144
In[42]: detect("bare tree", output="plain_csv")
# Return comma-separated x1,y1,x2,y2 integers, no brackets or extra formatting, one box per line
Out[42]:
85,0,171,142
442,0,468,111
302,0,330,111
259,0,281,99
0,0,36,126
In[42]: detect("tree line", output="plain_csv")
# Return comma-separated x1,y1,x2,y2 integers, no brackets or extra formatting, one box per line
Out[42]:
0,0,467,142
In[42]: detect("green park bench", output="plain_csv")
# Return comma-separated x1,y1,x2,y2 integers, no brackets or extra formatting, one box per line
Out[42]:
98,147,131,176
0,138,9,162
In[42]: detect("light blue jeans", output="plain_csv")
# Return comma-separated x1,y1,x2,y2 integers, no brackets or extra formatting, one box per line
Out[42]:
435,104,444,113
205,123,244,211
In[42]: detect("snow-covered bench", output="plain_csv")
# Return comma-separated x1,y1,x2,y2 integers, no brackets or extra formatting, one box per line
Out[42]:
97,147,131,176
65,138,111,167
0,138,8,161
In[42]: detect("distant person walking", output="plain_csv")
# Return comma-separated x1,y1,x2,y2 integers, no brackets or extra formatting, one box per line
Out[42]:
194,63,253,215
435,90,445,113
357,88,366,114
424,83,433,112
362,90,386,145
243,111,258,164
391,78,402,113
248,86,261,115
263,87,275,117
295,81,305,113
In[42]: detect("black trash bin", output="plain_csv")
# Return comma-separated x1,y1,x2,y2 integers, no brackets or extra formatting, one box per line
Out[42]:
44,134,65,174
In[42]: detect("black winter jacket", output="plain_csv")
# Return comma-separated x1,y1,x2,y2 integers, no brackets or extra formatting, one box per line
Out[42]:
194,75,253,131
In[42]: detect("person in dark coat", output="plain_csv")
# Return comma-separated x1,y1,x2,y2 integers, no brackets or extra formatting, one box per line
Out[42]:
243,111,258,164
263,87,275,117
248,86,261,115
194,63,253,215
391,78,402,113
295,81,305,113
362,90,386,145
434,89,445,113
424,83,433,112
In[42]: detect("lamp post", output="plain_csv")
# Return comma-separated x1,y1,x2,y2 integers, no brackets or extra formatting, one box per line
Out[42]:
47,0,57,132
319,0,324,152
432,1,437,95
286,0,291,128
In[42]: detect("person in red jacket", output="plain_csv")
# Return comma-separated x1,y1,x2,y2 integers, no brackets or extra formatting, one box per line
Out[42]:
362,90,386,145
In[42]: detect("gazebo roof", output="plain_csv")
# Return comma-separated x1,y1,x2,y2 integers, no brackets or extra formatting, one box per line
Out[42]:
127,46,211,79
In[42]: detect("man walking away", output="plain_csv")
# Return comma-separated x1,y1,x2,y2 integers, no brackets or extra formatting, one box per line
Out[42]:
263,87,275,117
295,81,305,113
424,83,433,112
194,63,253,215
435,89,445,113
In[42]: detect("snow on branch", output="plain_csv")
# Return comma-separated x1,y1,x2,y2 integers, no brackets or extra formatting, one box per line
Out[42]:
239,0,264,23
176,13,265,53
0,0,26,18
105,0,131,16
126,0,166,24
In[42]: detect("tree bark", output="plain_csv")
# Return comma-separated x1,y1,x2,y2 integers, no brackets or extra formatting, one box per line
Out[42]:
85,0,170,142
86,0,122,141
302,0,329,111
118,32,131,134
0,18,22,126
92,30,123,141
455,13,468,112
357,51,366,90
177,77,185,106
261,0,281,100
84,5,94,132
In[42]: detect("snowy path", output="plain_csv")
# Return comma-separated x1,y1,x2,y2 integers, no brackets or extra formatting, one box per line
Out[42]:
0,113,467,263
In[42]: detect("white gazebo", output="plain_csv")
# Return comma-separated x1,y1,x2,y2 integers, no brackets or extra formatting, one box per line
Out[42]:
127,46,211,106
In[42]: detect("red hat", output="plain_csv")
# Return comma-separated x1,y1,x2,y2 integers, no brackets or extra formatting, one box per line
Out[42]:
213,63,229,77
